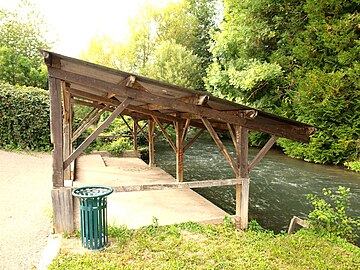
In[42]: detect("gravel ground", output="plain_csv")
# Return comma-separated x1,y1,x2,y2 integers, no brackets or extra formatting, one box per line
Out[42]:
0,150,52,270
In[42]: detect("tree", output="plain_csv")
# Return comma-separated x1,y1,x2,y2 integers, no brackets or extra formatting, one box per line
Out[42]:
142,40,203,89
206,0,360,165
0,0,50,88
81,1,206,90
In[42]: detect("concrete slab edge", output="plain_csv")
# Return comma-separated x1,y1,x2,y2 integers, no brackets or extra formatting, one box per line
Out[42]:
37,234,62,269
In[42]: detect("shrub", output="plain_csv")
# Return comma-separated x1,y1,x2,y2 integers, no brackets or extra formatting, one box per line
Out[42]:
107,137,133,157
308,186,360,243
0,83,51,151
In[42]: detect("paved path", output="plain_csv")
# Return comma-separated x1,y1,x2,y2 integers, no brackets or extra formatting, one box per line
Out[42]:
0,151,52,270
74,154,227,229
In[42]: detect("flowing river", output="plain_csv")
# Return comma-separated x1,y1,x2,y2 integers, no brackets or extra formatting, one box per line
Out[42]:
153,135,360,235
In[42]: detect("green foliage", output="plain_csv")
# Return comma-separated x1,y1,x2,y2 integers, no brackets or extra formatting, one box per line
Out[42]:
308,186,360,243
50,220,360,269
106,138,133,157
206,0,360,166
0,83,51,151
81,0,219,90
344,161,360,172
0,0,50,88
141,40,203,90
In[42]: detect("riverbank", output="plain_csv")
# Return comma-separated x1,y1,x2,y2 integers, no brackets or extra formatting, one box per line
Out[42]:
49,221,359,269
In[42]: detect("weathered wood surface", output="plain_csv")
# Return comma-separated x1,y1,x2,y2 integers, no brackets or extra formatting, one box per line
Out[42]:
183,128,205,153
202,118,238,176
112,178,244,192
62,84,72,180
248,135,278,172
153,116,176,152
148,119,155,167
175,121,185,182
287,216,310,234
64,98,132,168
51,188,74,233
49,77,64,187
236,126,249,229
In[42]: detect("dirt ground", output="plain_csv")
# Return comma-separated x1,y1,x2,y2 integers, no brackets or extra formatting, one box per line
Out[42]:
0,150,52,270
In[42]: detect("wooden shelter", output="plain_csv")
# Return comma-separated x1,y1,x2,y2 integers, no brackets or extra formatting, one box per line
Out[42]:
40,50,315,233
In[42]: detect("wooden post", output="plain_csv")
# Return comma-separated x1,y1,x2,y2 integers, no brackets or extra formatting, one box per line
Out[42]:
133,118,138,151
235,126,249,229
148,119,155,167
49,77,64,188
51,188,74,233
62,83,72,180
175,121,185,182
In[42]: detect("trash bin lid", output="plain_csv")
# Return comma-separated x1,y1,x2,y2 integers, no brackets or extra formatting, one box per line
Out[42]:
72,186,113,198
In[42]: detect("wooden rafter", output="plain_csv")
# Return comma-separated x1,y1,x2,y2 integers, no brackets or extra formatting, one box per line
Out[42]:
248,135,278,172
48,68,247,127
201,117,238,176
152,116,176,152
183,128,205,153
64,98,132,168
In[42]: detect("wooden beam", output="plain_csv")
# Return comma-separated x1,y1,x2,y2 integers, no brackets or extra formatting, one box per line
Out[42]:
112,178,244,192
148,119,155,167
153,116,176,152
68,87,180,123
49,77,64,187
175,121,186,182
132,118,138,151
154,122,171,140
181,119,191,144
248,135,278,172
227,123,239,154
287,216,310,235
64,98,132,168
48,68,246,126
183,128,205,153
72,107,106,142
135,120,149,142
201,118,238,176
235,126,249,230
62,84,72,179
51,188,74,233
120,115,134,136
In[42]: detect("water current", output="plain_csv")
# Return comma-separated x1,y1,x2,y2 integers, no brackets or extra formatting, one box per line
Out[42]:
153,135,360,234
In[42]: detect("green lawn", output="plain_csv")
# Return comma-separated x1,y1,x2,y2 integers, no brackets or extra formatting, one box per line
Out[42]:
50,219,360,270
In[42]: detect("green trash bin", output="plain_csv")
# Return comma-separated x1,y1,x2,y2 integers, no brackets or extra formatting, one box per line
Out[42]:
72,186,113,250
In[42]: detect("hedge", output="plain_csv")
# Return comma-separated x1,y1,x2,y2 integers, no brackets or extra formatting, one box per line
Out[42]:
0,82,51,151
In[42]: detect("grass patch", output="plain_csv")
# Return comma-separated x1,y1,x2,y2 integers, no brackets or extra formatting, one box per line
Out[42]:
49,220,360,270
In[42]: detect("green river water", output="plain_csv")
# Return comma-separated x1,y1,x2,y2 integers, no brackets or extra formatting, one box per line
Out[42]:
153,135,360,235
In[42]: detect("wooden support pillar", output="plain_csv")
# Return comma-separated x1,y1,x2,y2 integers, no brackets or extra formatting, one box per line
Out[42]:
62,83,72,180
51,187,74,233
148,119,155,167
175,121,185,182
49,77,64,188
235,125,249,229
133,118,138,151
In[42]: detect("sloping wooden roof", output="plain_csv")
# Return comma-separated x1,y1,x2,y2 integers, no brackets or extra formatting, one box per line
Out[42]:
40,49,315,142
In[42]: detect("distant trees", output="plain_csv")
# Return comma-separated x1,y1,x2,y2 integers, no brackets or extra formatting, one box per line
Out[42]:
81,0,219,91
0,0,50,88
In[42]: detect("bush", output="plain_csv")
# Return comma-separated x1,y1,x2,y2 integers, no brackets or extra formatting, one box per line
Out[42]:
308,186,360,243
107,137,133,157
0,83,51,151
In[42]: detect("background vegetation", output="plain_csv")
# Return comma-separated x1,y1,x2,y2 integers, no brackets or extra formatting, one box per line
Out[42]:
0,0,359,171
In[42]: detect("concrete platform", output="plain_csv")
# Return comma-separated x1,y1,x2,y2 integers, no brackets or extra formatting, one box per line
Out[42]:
73,153,227,229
